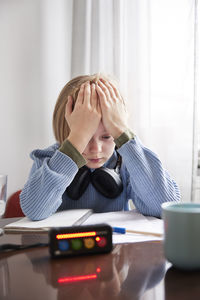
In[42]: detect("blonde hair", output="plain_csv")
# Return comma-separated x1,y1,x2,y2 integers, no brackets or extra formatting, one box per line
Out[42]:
53,73,120,144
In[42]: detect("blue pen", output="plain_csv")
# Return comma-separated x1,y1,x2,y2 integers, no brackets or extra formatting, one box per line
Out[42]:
112,227,162,237
112,227,126,234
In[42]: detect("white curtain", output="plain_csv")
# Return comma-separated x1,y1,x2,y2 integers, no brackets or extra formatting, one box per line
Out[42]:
0,0,199,203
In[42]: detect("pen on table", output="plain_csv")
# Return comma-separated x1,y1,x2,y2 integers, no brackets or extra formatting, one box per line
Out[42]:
112,227,162,238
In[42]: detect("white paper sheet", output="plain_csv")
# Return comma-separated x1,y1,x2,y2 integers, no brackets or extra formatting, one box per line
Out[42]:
83,210,163,244
4,209,92,232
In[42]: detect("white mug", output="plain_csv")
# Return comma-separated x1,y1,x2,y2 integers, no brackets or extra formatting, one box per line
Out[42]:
162,202,200,270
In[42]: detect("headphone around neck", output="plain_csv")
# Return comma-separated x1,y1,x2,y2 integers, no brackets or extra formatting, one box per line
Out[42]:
66,155,123,200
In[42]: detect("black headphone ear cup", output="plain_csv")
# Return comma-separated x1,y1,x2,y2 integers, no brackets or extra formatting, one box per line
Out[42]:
66,167,91,200
91,168,123,199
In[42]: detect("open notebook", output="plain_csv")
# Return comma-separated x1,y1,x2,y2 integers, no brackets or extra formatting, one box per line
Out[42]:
4,209,93,233
3,209,163,244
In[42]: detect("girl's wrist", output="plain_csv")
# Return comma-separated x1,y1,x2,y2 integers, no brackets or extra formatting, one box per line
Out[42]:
111,125,128,140
114,129,135,148
67,133,89,154
59,140,86,168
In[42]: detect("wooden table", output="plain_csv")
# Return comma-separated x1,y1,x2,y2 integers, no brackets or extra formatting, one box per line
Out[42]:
0,218,200,300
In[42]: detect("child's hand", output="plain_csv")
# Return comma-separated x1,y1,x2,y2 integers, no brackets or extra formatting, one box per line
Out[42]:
65,82,101,153
96,79,128,139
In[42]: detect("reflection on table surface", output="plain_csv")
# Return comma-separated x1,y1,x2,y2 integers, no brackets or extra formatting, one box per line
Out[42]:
27,242,165,300
0,229,200,299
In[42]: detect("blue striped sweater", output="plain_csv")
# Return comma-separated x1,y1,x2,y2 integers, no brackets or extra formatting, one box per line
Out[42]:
20,136,180,220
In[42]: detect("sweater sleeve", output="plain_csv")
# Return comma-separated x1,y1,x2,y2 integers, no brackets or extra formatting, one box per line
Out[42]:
59,139,86,168
20,144,79,221
117,136,180,217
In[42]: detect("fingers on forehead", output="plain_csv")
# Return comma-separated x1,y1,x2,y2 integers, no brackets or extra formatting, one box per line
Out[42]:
99,79,119,99
91,83,97,97
91,83,96,90
110,83,121,99
105,80,119,93
99,78,116,90
75,83,87,104
79,84,85,93
98,80,110,94
84,82,91,96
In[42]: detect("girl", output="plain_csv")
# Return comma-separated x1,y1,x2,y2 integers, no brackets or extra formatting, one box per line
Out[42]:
20,73,180,220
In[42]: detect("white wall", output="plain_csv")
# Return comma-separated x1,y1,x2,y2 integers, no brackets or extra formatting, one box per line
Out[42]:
0,0,72,197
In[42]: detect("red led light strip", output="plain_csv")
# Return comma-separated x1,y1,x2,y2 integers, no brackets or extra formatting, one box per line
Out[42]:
58,274,97,284
56,231,97,240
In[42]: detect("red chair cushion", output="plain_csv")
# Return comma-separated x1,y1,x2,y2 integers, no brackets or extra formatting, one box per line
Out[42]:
3,190,25,218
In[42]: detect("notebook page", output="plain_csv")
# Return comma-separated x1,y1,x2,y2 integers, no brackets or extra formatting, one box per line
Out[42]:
4,209,92,233
83,210,163,243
